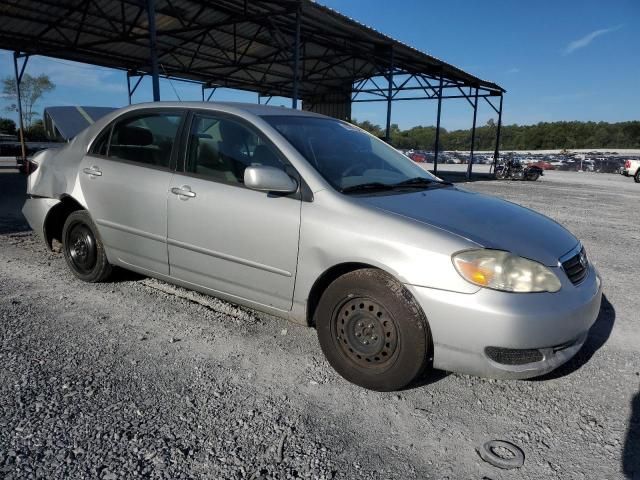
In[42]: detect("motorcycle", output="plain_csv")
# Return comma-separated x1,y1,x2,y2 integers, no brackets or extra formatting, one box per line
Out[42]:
494,158,543,181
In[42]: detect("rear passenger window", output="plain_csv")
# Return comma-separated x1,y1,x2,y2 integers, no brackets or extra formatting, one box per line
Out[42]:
108,113,182,168
186,114,284,184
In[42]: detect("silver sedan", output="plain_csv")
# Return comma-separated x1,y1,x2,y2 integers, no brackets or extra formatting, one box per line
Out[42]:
22,102,602,391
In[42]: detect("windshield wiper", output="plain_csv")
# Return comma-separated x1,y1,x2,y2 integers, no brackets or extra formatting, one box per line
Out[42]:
392,177,452,188
340,182,394,194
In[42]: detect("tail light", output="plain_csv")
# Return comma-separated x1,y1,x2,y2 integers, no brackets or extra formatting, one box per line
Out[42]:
625,160,631,169
21,159,39,176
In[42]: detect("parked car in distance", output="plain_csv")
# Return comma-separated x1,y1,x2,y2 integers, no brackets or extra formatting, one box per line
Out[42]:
408,151,426,163
22,102,602,391
622,159,640,183
529,161,555,171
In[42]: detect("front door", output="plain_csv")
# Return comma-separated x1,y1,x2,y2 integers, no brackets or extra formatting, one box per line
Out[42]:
79,110,184,275
167,112,301,311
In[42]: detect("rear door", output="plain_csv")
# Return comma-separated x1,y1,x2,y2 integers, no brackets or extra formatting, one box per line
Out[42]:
79,109,185,275
166,111,301,311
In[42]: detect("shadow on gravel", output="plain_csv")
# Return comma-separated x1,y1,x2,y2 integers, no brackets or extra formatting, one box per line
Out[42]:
624,391,640,479
108,267,147,283
403,366,450,391
532,294,615,381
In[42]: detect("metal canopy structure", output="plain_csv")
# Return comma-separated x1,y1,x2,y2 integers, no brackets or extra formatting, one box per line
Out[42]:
1,0,505,178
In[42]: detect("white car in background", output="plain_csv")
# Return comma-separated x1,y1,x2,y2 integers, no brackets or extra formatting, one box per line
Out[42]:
622,159,640,183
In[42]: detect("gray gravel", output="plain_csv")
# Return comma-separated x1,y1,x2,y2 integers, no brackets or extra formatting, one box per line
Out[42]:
1,167,639,479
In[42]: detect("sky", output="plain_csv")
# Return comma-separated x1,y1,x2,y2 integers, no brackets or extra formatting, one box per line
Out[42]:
0,0,638,131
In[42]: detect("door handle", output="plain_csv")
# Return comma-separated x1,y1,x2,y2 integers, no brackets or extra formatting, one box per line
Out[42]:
170,185,196,199
82,166,102,177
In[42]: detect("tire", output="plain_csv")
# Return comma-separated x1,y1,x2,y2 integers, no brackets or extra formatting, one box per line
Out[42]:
634,170,640,183
315,268,431,391
62,210,112,282
495,169,507,180
527,172,540,181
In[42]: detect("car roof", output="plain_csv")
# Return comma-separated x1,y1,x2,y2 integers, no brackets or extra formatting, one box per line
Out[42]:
117,101,330,119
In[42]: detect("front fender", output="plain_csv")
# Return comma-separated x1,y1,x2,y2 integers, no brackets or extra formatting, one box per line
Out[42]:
290,191,480,325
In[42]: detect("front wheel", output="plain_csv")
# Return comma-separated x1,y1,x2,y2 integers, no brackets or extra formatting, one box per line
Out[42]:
634,170,640,183
315,269,431,391
62,210,112,282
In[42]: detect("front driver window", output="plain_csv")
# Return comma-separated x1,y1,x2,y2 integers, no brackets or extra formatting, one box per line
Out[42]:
186,114,284,184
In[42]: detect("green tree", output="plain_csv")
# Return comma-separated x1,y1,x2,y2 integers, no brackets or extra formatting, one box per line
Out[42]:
2,74,55,129
0,117,16,135
24,119,47,141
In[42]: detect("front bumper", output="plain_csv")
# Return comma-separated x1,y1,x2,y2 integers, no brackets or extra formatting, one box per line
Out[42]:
406,264,603,379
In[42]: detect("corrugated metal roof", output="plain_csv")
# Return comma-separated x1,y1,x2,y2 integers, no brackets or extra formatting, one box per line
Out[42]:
0,0,504,101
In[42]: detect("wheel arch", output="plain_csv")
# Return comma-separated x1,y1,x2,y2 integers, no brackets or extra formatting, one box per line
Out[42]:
43,195,86,250
306,262,428,331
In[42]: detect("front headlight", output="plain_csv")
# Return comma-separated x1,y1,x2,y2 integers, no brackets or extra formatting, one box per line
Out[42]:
452,249,561,293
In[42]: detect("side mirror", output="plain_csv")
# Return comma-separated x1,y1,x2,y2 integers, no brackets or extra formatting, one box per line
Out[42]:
244,165,298,193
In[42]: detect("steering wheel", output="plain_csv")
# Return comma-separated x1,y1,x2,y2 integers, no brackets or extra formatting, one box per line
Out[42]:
342,162,368,177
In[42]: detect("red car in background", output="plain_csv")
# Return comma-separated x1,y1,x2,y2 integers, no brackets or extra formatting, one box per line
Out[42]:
530,161,555,170
408,152,427,163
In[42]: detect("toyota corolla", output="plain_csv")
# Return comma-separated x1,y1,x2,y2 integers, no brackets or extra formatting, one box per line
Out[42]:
22,102,602,391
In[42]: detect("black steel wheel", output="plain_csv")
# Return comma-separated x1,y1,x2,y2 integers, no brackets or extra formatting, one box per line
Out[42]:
62,210,112,282
315,268,431,391
333,297,399,368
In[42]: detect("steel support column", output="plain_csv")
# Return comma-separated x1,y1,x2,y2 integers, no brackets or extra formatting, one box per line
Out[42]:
385,49,394,142
433,74,443,175
146,0,160,101
202,84,217,101
466,88,479,180
291,2,301,109
491,95,504,173
13,52,29,171
126,71,144,104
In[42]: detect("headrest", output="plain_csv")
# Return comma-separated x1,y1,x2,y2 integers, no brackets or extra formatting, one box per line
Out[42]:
118,125,153,146
220,121,249,146
252,144,280,167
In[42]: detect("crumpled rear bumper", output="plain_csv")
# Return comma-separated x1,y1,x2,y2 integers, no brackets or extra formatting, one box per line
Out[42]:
22,197,61,248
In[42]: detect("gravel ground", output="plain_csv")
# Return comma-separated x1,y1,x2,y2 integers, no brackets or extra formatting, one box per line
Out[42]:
0,166,639,479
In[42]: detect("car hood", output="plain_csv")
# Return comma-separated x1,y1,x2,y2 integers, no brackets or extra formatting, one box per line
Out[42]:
357,186,578,266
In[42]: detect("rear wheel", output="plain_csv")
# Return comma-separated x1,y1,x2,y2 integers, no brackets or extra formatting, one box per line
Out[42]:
62,210,112,282
495,168,507,180
315,268,431,391
634,170,640,183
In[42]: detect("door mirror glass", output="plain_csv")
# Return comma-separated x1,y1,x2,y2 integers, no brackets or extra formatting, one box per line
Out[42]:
244,166,298,193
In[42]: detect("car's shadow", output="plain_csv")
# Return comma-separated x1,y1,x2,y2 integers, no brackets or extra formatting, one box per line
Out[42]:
107,267,147,283
530,294,615,381
624,391,640,478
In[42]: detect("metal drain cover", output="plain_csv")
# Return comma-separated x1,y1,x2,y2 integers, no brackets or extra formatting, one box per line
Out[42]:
477,440,525,469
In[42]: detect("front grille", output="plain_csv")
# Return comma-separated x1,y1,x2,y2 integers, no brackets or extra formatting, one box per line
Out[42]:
562,247,589,285
485,347,544,365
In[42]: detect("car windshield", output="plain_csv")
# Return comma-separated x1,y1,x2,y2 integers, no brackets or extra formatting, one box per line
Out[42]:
262,115,442,193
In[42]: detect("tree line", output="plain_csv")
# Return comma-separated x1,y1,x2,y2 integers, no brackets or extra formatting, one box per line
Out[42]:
352,119,640,150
